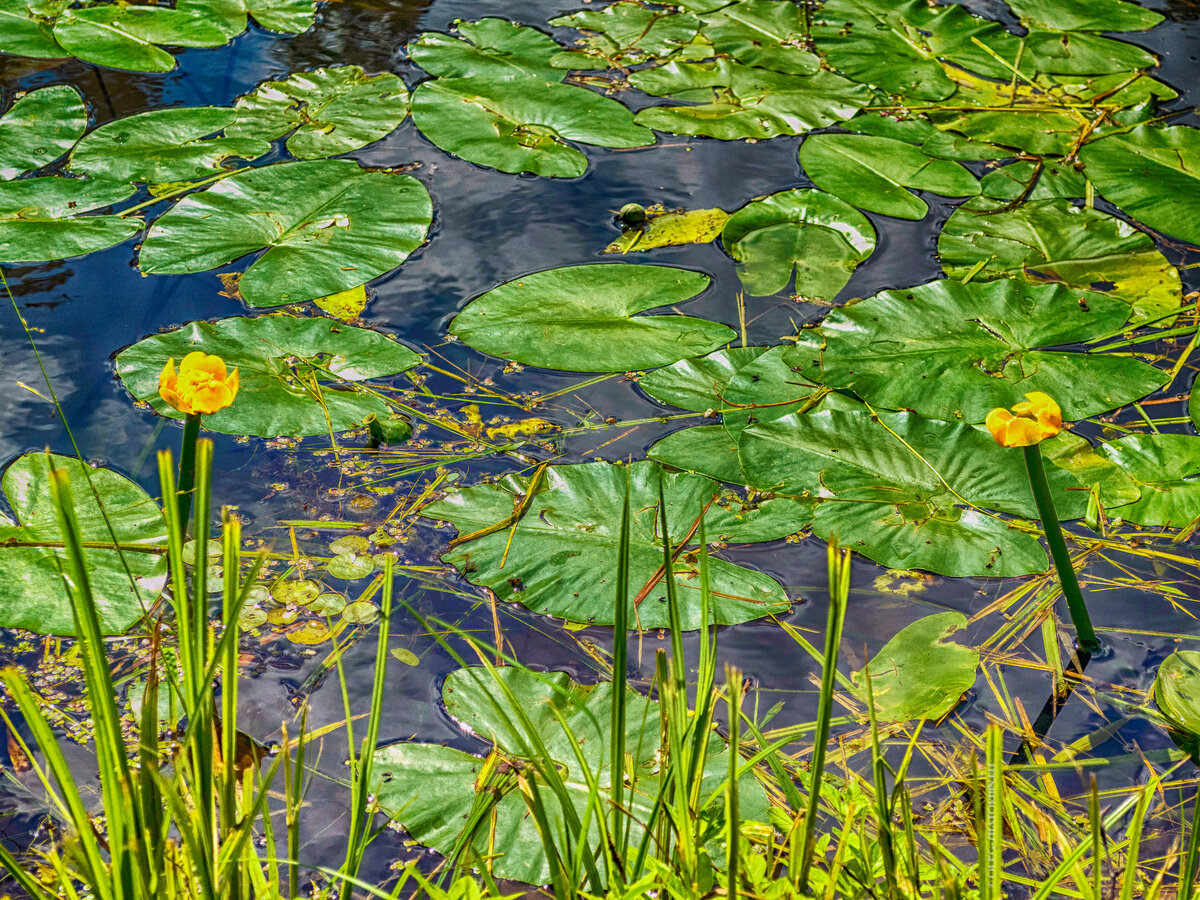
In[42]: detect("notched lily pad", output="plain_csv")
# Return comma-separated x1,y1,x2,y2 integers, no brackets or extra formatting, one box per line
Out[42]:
1102,435,1200,528
409,18,564,81
115,315,422,437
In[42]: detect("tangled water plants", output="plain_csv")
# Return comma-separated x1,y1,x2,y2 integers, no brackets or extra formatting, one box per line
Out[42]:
2,0,1200,894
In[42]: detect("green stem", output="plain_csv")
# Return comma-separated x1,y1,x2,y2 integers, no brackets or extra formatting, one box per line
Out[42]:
176,412,202,534
1023,445,1099,651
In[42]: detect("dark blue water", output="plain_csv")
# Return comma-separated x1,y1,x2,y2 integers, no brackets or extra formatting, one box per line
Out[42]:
2,0,1200,885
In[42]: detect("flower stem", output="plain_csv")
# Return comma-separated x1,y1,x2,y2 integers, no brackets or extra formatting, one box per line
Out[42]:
176,412,202,534
1023,445,1099,651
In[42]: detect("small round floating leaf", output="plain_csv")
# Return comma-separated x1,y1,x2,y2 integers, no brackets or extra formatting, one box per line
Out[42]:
390,647,419,666
181,539,222,566
342,600,380,624
329,535,370,555
308,593,346,616
326,552,374,580
422,459,805,629
372,666,768,885
939,198,1182,325
0,85,87,179
1080,125,1200,247
267,607,301,626
788,278,1167,422
851,612,979,722
412,75,654,177
409,18,564,81
286,620,333,645
238,606,268,629
800,133,979,220
137,159,432,308
225,66,409,160
116,316,421,438
450,264,732,372
270,579,321,605
0,453,166,635
1154,651,1200,755
70,107,269,186
721,188,876,298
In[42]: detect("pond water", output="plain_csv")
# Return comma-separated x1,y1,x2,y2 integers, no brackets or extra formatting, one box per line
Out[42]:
2,0,1200,890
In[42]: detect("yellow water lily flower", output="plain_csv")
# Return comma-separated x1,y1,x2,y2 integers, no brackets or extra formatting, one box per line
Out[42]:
985,391,1062,447
159,352,239,415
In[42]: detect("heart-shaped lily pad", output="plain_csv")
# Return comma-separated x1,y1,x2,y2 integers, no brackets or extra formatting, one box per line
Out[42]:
115,315,422,437
137,159,432,308
0,453,166,636
409,18,565,81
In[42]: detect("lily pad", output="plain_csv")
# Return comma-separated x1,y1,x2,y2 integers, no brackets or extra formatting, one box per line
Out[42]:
939,198,1181,324
739,407,1087,577
799,133,979,220
138,159,432,308
978,159,1088,201
604,206,728,254
423,459,806,628
631,59,869,141
373,666,768,885
843,112,1009,161
639,346,770,414
0,176,141,263
408,18,564,81
0,453,166,635
0,0,65,58
1154,651,1200,758
788,278,1167,422
1080,125,1200,247
699,0,820,75
851,612,979,722
411,75,653,178
721,188,876,298
114,315,422,437
1041,432,1141,510
1101,435,1200,528
549,1,700,67
225,66,409,160
449,264,733,372
1006,0,1163,32
69,107,270,185
0,85,86,180
52,5,228,72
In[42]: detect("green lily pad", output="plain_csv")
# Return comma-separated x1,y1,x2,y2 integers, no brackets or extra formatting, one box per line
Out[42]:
409,18,564,81
329,535,370,555
180,0,315,34
604,206,729,254
1154,651,1200,759
1006,0,1163,32
326,551,374,580
979,159,1089,201
0,176,141,263
0,85,86,180
412,75,653,178
699,0,820,75
851,612,979,722
639,346,770,414
449,264,733,372
630,59,869,141
1080,125,1200,247
69,107,269,185
1040,431,1141,510
114,315,422,437
549,1,700,67
52,5,228,72
788,278,1166,422
225,66,409,160
342,599,379,624
939,198,1182,324
138,159,432,308
1022,30,1157,75
739,407,1087,577
843,112,1009,161
1101,435,1200,527
799,133,979,220
272,580,320,605
373,666,768,885
0,453,166,635
721,188,876,298
0,0,66,58
423,459,806,628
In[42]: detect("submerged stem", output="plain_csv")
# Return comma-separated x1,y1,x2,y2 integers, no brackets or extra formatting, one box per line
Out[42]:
1022,446,1099,651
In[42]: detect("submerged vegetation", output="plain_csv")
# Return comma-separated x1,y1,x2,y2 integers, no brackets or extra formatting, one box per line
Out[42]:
2,0,1200,895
